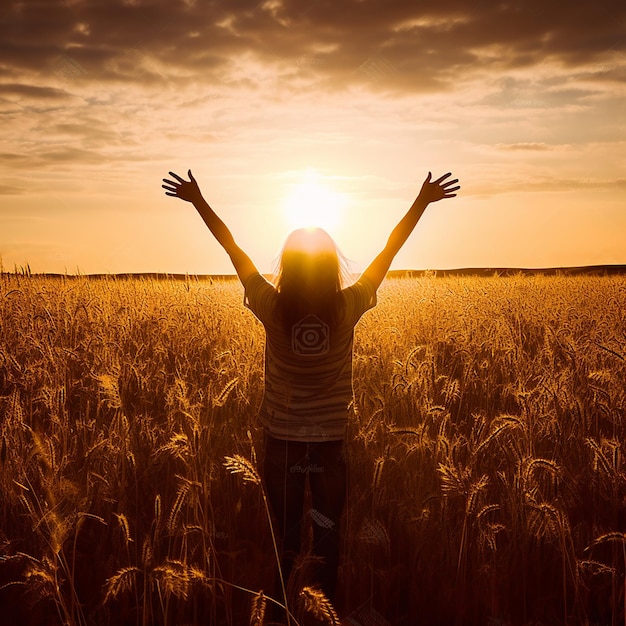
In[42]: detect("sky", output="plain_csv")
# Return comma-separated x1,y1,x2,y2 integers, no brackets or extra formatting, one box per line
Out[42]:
1,0,625,275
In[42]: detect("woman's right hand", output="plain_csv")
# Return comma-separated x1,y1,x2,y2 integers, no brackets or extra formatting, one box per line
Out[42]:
417,171,460,204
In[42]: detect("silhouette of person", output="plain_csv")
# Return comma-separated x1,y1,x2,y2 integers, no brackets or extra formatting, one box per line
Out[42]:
162,168,459,617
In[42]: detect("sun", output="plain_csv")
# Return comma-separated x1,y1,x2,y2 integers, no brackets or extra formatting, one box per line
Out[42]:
282,170,346,235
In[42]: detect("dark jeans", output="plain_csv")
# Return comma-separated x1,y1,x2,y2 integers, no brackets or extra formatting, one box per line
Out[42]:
263,433,347,602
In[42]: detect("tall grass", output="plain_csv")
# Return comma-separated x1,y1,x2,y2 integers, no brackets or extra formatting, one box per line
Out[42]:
0,273,624,625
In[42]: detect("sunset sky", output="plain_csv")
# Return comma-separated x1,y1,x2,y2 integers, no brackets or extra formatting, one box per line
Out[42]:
1,0,625,275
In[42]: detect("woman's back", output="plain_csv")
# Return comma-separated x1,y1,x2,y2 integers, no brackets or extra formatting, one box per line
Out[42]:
244,270,377,441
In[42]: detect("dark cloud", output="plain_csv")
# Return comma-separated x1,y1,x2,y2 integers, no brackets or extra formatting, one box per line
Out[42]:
0,184,28,195
1,0,623,93
42,120,129,149
0,147,107,168
480,176,626,195
496,142,554,151
0,152,31,163
37,147,110,165
0,83,73,99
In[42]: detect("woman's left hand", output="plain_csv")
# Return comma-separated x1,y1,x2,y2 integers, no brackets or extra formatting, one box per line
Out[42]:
162,169,203,204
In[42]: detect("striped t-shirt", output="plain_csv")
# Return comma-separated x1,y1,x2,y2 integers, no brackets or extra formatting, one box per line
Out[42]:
244,272,377,441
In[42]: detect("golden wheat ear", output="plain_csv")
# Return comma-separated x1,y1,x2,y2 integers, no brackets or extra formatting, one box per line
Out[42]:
223,454,261,485
299,585,340,625
249,590,267,626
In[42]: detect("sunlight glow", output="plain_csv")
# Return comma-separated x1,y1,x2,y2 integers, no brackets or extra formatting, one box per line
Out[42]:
282,170,347,235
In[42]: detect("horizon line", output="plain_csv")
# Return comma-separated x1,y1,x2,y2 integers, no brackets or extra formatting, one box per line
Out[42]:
4,263,626,279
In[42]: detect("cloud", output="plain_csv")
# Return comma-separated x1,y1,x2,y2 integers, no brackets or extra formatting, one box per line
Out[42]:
0,184,28,195
1,0,623,95
0,147,108,169
496,143,555,151
0,83,73,99
473,176,626,196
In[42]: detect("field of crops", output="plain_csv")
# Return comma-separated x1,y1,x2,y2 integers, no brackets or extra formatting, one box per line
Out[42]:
1,273,625,626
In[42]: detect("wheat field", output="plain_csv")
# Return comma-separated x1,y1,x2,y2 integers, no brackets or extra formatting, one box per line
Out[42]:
0,272,625,626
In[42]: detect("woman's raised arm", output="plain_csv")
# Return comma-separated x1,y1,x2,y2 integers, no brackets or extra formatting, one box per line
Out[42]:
361,172,459,290
162,170,258,285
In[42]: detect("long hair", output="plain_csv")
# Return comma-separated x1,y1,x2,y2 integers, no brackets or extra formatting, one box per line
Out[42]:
274,228,348,332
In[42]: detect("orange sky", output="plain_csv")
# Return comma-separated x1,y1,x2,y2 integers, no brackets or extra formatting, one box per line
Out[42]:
1,0,625,275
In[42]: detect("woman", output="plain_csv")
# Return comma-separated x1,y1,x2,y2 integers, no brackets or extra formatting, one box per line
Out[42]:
162,168,459,610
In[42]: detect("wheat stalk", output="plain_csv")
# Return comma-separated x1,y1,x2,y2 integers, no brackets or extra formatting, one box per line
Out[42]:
213,377,240,407
114,513,133,545
103,566,140,603
249,590,267,626
224,453,291,624
167,483,190,533
299,586,339,625
224,454,261,485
